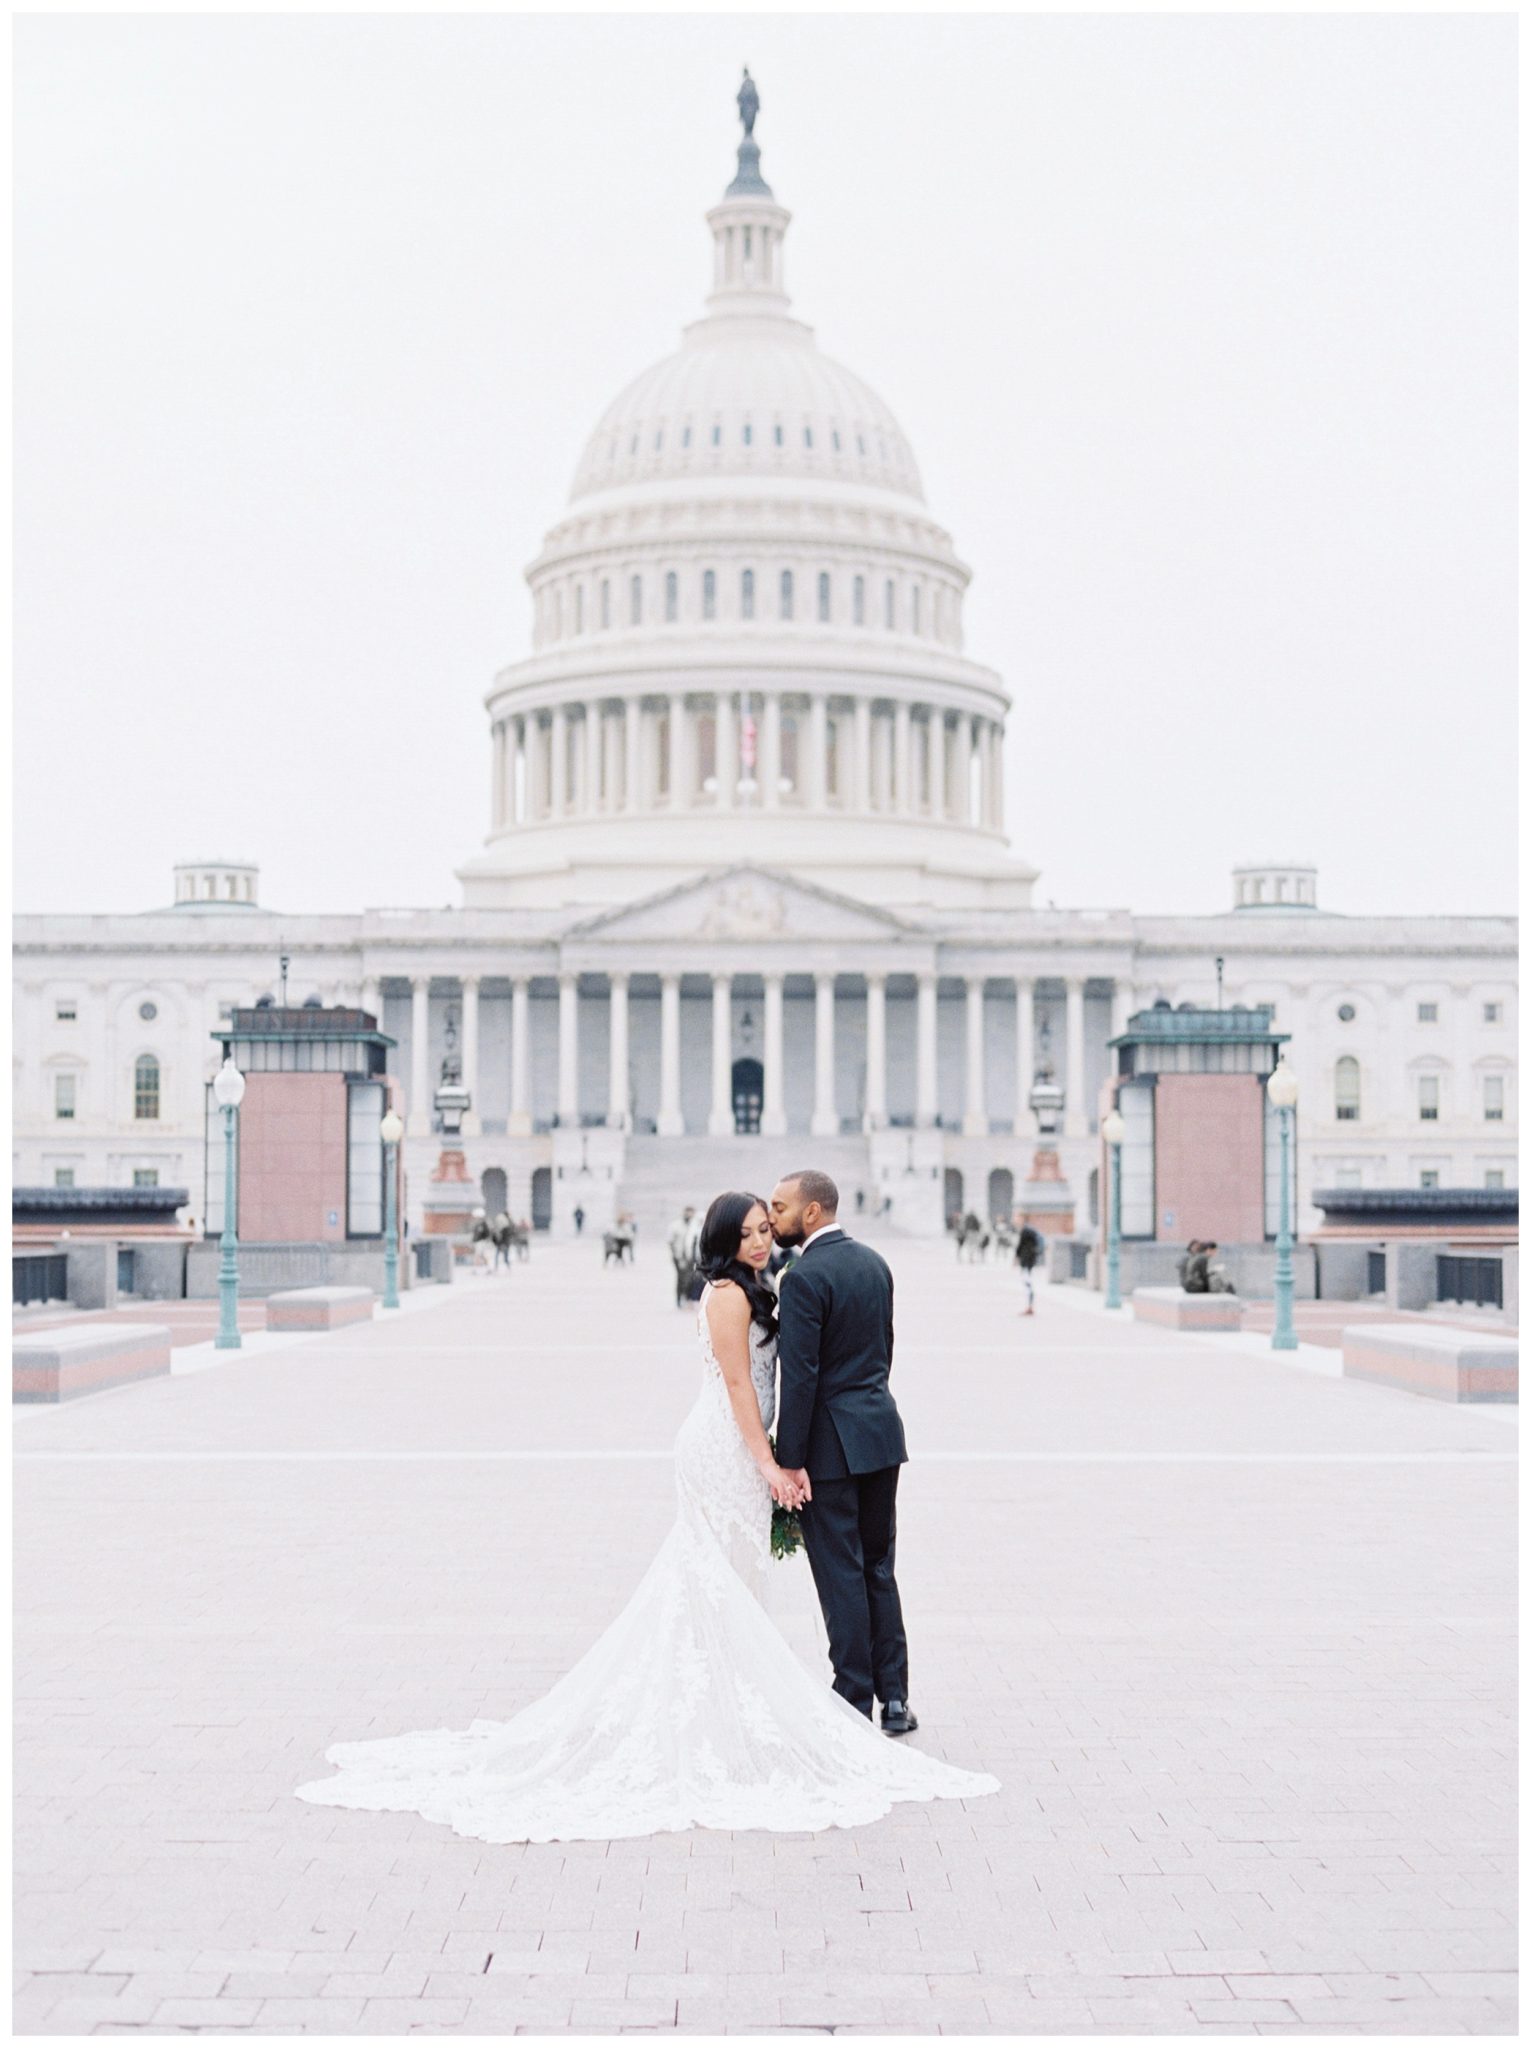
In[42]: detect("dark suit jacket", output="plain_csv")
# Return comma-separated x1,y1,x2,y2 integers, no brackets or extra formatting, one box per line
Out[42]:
775,1229,908,1479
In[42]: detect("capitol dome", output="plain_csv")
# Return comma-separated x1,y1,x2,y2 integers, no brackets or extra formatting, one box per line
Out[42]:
460,77,1036,915
569,322,925,506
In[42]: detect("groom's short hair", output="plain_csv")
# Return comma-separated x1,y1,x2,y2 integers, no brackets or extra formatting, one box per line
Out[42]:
785,1169,839,1216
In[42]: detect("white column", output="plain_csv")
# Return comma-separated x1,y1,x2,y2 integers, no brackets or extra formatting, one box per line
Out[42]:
607,972,629,1128
492,723,506,829
583,702,602,813
709,973,733,1135
863,972,887,1130
715,690,735,809
807,694,828,808
657,974,683,1135
990,723,1005,830
408,978,431,1135
667,694,686,808
916,973,939,1128
549,705,568,816
894,700,912,815
557,973,579,1126
460,975,481,1135
1110,978,1132,1044
1014,977,1035,1133
360,977,380,1023
509,977,531,1134
1064,976,1087,1139
853,697,873,812
624,698,642,813
811,973,837,1137
525,717,543,819
929,711,947,818
963,976,986,1136
761,974,786,1137
762,693,782,810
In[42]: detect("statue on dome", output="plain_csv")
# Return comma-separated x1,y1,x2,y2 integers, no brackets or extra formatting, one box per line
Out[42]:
737,67,759,138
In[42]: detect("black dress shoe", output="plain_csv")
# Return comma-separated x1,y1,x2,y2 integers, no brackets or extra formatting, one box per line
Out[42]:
880,1699,919,1737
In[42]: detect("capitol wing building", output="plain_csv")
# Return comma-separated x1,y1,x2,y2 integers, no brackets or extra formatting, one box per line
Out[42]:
13,96,1518,1242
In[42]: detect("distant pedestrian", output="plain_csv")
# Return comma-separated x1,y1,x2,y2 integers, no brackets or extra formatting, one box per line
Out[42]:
668,1205,700,1307
1015,1223,1042,1315
573,1205,586,1236
492,1212,513,1269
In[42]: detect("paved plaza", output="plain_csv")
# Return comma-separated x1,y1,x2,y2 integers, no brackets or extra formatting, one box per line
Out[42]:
14,1234,1517,2036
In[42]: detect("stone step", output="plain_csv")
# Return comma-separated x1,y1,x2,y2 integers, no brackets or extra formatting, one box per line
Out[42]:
616,1133,874,1238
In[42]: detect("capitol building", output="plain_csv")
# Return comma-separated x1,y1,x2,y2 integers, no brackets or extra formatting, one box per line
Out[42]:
13,87,1518,1242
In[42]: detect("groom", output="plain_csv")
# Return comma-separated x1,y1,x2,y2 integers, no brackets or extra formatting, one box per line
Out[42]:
769,1170,916,1737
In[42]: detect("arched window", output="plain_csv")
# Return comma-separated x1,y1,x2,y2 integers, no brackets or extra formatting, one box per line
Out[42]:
780,569,794,620
599,580,611,629
817,572,831,623
664,570,678,623
884,578,895,629
629,575,642,626
682,423,692,449
711,422,721,446
575,584,585,633
134,1054,160,1121
1334,1056,1360,1121
803,425,813,448
742,421,753,446
773,423,784,446
741,568,755,620
911,585,922,634
853,574,865,626
702,569,716,620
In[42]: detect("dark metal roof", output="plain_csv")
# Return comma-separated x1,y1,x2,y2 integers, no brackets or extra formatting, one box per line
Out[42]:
1312,1187,1519,1225
13,1186,190,1223
1111,1004,1288,1048
211,1005,393,1047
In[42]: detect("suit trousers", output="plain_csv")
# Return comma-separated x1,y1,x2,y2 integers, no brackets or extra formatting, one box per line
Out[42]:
800,1464,909,1716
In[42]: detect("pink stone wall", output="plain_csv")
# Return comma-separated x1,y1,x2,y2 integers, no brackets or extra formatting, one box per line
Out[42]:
1153,1074,1266,1244
238,1074,350,1244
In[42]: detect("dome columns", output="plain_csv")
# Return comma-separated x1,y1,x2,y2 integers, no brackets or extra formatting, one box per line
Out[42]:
488,688,1006,840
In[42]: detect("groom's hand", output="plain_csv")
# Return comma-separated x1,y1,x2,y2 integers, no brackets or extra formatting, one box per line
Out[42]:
783,1468,812,1506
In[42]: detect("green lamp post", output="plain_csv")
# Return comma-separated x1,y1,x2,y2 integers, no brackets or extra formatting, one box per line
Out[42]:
1101,1107,1126,1309
1267,1060,1299,1350
380,1106,404,1310
212,1056,245,1350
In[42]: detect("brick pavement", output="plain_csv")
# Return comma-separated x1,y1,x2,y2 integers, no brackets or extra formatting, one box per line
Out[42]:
14,1237,1517,2034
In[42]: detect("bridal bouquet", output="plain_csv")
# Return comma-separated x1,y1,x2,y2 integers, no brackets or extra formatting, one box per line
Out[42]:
767,1436,804,1561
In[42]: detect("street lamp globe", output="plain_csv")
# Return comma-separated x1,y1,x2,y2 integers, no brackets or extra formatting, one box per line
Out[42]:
380,1109,404,1145
1267,1063,1299,1110
213,1057,246,1110
1101,1109,1126,1145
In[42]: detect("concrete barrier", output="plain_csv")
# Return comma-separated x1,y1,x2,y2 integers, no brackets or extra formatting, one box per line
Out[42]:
1132,1286,1243,1332
14,1323,172,1404
266,1285,375,1333
1341,1325,1518,1405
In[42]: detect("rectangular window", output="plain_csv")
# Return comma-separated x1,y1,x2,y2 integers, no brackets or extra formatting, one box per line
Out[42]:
1419,1168,1439,1189
853,574,865,626
779,568,794,620
741,568,755,620
54,1073,76,1120
1484,1001,1502,1023
817,571,830,623
1417,1002,1438,1023
1418,1075,1439,1120
54,999,76,1021
1333,1165,1362,1189
54,1167,74,1189
1483,1075,1505,1121
133,1167,159,1188
884,578,895,628
347,1080,385,1237
702,569,716,620
1485,1169,1505,1189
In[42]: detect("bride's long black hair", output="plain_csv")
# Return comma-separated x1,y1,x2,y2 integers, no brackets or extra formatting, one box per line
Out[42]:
696,1190,778,1333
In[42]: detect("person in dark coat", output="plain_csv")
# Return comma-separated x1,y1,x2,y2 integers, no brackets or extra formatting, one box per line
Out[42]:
769,1169,916,1737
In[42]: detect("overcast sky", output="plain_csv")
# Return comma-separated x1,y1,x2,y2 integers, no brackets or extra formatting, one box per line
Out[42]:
14,12,1516,920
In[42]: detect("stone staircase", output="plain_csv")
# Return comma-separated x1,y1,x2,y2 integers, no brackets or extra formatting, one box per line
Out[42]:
616,1132,876,1242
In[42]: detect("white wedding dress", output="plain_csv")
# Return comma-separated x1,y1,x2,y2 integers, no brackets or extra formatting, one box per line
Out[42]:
294,1287,999,1842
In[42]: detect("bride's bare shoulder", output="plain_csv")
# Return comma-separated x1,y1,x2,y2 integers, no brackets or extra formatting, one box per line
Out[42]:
704,1277,749,1322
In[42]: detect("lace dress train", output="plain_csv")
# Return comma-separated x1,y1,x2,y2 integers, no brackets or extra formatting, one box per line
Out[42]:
293,1291,999,1843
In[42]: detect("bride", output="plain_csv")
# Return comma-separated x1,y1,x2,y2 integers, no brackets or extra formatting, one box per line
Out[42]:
294,1190,999,1842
